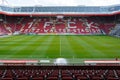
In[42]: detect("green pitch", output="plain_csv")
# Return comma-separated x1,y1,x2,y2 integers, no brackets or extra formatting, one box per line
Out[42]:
0,35,120,59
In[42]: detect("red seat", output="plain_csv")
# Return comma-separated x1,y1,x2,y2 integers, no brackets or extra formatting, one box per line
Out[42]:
17,78,28,80
62,77,73,80
107,77,119,80
32,77,43,80
77,76,88,80
1,78,12,80
47,77,58,80
91,77,104,80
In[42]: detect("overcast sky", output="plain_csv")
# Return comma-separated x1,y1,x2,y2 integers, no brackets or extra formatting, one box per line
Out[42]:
1,0,120,6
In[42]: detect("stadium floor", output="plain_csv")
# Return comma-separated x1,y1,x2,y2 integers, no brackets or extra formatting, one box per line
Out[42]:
0,35,120,61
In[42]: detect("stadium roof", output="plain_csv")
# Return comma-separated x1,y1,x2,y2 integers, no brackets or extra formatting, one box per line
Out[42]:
1,0,120,7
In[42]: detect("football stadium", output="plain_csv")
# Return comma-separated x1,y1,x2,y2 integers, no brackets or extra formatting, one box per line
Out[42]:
0,0,120,80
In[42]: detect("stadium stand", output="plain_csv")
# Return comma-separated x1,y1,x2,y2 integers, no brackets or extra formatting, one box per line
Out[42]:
0,16,116,35
0,65,120,80
110,24,120,37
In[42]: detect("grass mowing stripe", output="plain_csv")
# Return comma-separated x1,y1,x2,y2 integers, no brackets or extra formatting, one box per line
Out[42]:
7,36,43,58
66,36,90,58
0,35,120,59
2,36,36,59
9,36,46,59
0,36,33,57
28,36,55,59
0,36,34,49
45,36,60,58
80,36,120,58
73,36,107,58
80,36,105,46
0,35,25,41
0,35,34,50
60,36,77,58
37,35,56,58
0,36,34,56
60,35,61,57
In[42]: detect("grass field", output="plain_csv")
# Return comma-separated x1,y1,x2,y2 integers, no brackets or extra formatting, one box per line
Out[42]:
0,35,120,61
